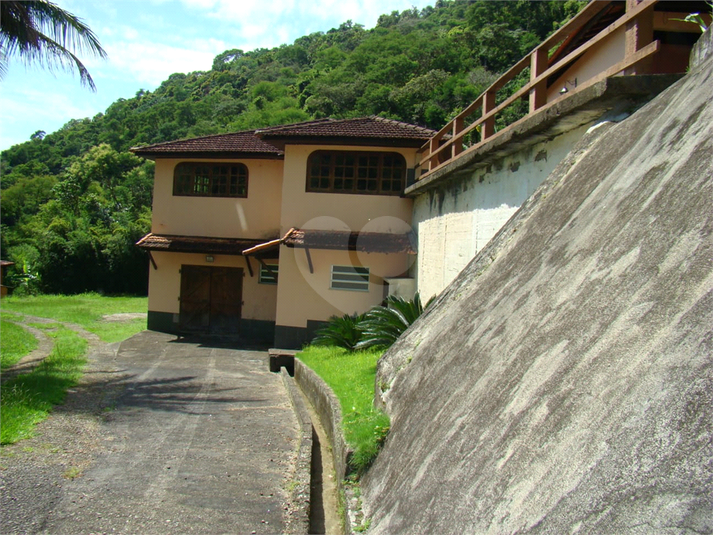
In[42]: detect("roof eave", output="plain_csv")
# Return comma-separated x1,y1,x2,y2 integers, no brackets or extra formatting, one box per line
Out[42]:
129,150,284,160
255,136,428,149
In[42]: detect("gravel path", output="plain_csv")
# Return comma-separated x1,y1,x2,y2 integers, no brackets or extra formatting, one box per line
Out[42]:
0,328,303,534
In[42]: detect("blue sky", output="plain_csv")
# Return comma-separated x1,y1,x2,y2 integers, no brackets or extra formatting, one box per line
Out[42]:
0,0,435,152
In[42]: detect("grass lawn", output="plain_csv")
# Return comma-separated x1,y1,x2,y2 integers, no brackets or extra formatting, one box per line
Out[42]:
1,293,148,343
0,319,39,369
297,345,389,474
1,325,87,444
1,293,147,445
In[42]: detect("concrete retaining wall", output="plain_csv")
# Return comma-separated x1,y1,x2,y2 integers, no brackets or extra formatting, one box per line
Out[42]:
363,44,713,535
412,123,589,300
294,359,351,482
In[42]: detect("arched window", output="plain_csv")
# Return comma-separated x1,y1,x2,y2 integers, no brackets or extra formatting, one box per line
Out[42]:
306,151,406,195
173,163,248,198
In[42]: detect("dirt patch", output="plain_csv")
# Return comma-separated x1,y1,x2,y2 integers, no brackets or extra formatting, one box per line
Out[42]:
101,313,147,322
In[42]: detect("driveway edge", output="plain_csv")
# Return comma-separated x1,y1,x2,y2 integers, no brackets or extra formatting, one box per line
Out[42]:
280,369,312,535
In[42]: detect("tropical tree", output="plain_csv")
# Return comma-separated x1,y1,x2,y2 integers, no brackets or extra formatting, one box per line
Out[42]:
0,0,106,90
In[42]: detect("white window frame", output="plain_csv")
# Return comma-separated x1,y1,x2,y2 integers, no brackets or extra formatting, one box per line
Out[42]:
330,265,370,292
259,263,278,285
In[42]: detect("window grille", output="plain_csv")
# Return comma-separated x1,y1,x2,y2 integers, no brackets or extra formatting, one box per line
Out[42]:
259,264,278,285
330,265,370,291
174,162,248,198
307,151,406,195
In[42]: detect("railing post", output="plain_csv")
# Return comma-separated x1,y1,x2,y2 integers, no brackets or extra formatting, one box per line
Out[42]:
429,136,440,171
529,48,548,112
624,0,654,74
482,90,496,141
452,116,464,157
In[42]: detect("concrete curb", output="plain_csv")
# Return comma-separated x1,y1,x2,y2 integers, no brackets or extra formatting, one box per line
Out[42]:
280,369,313,535
294,358,363,533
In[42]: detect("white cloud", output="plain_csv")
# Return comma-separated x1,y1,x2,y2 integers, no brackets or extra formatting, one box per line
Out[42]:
0,79,101,149
97,38,227,87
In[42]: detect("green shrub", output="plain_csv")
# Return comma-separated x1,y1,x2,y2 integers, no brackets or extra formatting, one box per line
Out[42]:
356,292,428,350
311,313,365,351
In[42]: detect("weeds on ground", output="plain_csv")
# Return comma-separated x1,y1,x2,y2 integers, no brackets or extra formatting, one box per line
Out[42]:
0,326,87,444
0,319,38,369
297,345,389,474
1,293,147,343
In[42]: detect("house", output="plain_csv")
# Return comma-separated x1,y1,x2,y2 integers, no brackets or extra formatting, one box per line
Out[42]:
131,117,433,348
133,0,708,348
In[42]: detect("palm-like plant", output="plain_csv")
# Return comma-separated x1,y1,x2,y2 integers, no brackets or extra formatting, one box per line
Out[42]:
0,1,107,90
356,292,428,350
312,313,366,352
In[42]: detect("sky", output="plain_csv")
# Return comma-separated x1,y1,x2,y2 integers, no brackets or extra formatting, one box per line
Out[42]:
0,0,436,152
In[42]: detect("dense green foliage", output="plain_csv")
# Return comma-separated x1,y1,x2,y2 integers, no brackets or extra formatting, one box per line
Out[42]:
1,1,584,295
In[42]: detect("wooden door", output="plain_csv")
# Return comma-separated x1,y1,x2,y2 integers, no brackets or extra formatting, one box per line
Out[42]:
209,267,242,333
179,266,242,333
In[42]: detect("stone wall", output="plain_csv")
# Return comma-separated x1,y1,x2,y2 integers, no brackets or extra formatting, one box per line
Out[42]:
362,40,713,535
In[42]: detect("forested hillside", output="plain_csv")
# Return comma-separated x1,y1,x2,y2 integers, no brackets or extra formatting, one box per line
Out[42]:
0,0,584,295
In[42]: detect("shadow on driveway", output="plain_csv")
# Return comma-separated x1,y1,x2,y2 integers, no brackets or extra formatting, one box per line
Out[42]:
30,330,300,534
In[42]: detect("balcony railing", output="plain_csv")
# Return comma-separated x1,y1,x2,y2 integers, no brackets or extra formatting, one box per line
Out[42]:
415,0,680,179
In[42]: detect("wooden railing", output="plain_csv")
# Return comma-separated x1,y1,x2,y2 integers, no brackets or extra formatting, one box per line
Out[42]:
415,0,664,179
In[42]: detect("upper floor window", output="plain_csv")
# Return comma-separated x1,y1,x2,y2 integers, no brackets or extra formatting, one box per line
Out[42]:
307,151,406,195
174,163,248,198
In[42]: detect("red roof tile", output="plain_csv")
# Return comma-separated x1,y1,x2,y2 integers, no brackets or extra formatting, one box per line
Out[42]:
130,117,436,158
256,116,435,141
130,130,283,158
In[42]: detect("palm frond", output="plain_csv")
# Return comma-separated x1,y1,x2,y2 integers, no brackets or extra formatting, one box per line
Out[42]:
0,1,106,90
312,313,365,351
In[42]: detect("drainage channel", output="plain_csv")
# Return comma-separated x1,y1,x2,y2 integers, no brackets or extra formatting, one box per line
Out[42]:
305,398,342,535
274,351,342,535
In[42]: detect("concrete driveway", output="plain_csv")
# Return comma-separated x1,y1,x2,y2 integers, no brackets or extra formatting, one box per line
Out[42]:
36,331,301,534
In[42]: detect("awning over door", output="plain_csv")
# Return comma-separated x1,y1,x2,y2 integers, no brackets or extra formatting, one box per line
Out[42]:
243,228,416,256
136,233,277,256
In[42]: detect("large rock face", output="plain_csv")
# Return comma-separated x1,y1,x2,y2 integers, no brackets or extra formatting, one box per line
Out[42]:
362,52,713,534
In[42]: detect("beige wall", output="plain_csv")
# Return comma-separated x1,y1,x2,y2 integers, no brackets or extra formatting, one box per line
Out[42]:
147,251,278,322
275,245,412,328
279,145,416,234
547,25,626,103
151,158,284,239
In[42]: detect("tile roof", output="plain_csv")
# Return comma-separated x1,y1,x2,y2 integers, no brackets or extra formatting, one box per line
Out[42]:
130,130,284,158
136,233,272,255
243,228,417,255
256,116,435,141
130,117,436,158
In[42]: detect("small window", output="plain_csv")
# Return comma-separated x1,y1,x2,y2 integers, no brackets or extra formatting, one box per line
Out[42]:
174,162,248,198
259,264,278,285
306,151,406,195
331,265,370,292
